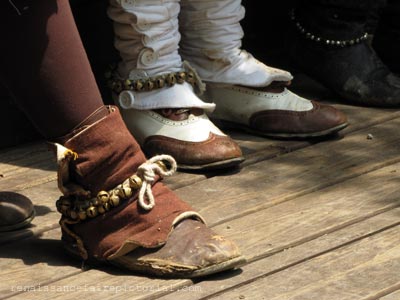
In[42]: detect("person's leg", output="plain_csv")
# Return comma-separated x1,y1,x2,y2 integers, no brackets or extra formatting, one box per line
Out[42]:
178,0,348,138
0,0,103,139
285,0,400,107
107,0,244,171
0,0,244,278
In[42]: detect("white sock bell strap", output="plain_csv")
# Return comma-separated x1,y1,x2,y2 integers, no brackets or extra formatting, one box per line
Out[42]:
111,61,215,112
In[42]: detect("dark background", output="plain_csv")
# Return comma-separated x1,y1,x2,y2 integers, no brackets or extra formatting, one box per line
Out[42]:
0,0,295,148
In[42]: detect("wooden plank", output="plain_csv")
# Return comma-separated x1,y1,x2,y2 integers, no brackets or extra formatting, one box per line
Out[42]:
158,209,400,300
8,210,400,300
205,225,400,300
0,103,400,298
379,289,400,300
0,229,82,300
0,181,63,245
174,117,400,226
8,162,400,300
156,162,400,299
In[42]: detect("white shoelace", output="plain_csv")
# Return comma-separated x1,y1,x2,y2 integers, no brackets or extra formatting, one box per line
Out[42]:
137,154,177,210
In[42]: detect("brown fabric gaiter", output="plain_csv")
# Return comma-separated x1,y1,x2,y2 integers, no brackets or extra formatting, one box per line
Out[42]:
0,0,103,139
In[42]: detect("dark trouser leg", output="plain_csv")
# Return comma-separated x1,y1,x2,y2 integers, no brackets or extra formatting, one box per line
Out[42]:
296,0,374,40
285,0,400,107
0,0,103,139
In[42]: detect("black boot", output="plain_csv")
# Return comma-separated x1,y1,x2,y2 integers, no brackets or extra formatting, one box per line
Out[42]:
285,0,400,107
373,0,400,74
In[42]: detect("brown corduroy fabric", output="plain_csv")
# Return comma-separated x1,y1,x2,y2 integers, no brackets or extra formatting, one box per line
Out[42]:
62,106,194,260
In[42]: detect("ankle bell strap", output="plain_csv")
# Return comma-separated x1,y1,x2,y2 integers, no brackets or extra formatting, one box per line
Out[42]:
290,9,369,47
106,61,206,95
54,142,177,222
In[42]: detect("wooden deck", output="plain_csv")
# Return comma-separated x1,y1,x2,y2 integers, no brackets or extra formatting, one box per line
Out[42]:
1,92,400,300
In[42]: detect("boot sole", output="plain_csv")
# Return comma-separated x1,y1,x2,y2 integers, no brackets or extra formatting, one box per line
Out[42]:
216,119,349,139
63,241,246,278
110,254,247,279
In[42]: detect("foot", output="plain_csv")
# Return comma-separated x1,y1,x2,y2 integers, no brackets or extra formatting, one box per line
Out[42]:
119,105,244,171
55,106,245,278
111,219,245,278
285,21,400,107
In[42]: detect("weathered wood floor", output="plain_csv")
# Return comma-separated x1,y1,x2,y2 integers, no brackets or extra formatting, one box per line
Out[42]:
1,94,400,300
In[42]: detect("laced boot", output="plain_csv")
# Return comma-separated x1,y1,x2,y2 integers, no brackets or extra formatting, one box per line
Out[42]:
106,0,243,170
53,105,245,278
178,0,348,138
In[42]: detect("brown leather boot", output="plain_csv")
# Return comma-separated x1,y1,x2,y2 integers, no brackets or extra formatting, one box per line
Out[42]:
53,105,244,278
0,192,35,232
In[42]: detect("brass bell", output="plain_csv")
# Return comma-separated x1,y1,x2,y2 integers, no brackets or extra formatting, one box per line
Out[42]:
134,80,144,91
97,191,110,204
109,194,120,207
97,205,106,214
117,187,132,199
68,210,79,220
144,80,154,91
187,72,195,84
103,202,111,212
98,203,111,214
57,198,72,214
155,160,168,172
156,78,165,88
166,74,176,85
124,79,132,90
78,209,87,221
176,72,186,83
86,206,98,218
129,175,143,189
